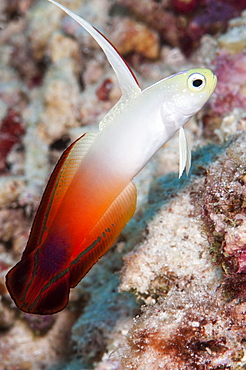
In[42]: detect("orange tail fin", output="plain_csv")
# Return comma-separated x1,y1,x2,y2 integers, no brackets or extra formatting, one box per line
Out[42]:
6,182,136,314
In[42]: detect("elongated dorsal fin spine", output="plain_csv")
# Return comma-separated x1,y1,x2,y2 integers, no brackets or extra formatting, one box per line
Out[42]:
48,0,141,97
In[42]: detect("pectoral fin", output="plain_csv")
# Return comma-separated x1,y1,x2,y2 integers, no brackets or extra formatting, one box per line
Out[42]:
179,127,191,178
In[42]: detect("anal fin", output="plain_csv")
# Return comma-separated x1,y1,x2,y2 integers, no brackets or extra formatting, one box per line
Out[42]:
69,181,137,287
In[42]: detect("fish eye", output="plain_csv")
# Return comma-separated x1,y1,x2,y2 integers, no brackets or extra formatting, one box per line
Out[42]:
187,73,206,91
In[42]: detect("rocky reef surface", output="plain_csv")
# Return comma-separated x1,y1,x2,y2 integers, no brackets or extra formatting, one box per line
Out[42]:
0,0,246,369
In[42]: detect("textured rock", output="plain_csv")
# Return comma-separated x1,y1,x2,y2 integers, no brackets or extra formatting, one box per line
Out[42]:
109,17,160,60
218,10,246,53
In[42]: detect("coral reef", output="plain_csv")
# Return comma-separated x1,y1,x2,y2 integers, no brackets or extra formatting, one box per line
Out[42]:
0,0,246,369
122,292,246,369
119,135,246,369
211,51,246,116
109,17,160,60
116,0,246,55
193,136,246,298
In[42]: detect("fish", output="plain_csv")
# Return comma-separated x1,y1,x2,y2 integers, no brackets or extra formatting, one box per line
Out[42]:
5,0,217,315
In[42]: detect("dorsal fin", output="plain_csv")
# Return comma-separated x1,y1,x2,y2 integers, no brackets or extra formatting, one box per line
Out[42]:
23,132,98,258
48,0,141,98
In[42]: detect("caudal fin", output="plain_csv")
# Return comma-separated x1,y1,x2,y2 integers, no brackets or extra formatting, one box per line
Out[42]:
6,250,70,315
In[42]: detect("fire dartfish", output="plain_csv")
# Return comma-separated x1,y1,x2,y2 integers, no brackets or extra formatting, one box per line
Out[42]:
6,0,217,314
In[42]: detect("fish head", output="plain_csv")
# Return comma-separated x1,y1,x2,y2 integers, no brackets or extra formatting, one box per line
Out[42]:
167,68,217,119
145,68,217,132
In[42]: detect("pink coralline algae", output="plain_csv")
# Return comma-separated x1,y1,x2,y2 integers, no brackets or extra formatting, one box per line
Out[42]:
178,0,246,54
189,0,245,34
117,0,246,55
96,78,114,102
192,136,246,299
122,292,246,370
23,313,55,335
172,0,246,15
210,51,246,116
0,109,25,173
225,214,246,273
171,0,199,13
